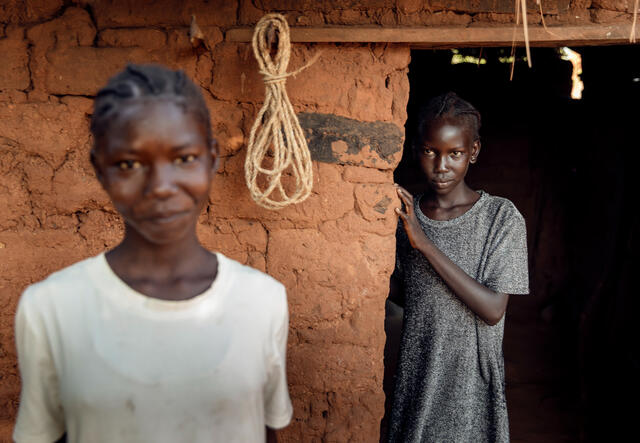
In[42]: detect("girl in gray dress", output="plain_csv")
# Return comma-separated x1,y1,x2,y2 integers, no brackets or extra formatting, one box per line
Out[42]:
388,92,529,443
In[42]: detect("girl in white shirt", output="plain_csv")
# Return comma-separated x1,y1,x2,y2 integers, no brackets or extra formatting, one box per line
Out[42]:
14,64,292,443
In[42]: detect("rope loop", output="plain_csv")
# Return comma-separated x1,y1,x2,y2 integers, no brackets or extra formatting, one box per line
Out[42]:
245,13,318,210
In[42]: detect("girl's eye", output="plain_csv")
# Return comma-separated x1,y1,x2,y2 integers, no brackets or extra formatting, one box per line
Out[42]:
174,154,196,165
117,160,142,170
451,151,463,158
423,148,434,155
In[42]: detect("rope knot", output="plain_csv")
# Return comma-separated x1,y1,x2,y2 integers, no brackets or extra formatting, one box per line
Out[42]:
261,71,289,85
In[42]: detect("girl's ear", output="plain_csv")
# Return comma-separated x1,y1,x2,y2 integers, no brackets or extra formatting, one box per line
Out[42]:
209,138,220,174
470,139,481,164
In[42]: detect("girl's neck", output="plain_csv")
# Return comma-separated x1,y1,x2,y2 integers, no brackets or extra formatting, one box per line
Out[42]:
424,182,477,209
107,225,211,280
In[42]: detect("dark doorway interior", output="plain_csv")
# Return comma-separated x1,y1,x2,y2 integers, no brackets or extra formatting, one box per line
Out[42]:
383,46,640,442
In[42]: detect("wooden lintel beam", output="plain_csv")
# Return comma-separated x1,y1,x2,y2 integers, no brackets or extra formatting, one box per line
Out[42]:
226,25,636,47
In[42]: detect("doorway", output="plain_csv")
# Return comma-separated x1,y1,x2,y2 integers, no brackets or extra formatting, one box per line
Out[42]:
384,45,640,442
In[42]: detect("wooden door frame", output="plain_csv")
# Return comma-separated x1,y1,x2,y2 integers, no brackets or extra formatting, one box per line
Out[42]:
226,24,636,47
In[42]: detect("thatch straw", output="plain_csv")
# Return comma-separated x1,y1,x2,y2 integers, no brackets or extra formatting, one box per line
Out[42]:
537,0,559,37
520,0,532,68
631,0,639,43
510,0,533,80
509,0,521,80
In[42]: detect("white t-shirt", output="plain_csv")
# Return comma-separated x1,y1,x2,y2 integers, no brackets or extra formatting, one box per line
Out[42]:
14,252,293,443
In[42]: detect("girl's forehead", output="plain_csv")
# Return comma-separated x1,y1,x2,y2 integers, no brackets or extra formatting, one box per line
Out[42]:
428,115,471,131
97,99,207,153
114,97,186,124
421,117,474,145
120,99,199,132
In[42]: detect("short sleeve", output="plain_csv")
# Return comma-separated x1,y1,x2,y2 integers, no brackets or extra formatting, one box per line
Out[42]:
13,287,66,443
263,286,293,429
482,209,530,295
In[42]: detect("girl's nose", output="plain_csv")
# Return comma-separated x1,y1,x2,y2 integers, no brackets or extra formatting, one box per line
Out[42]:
434,155,448,173
145,163,177,199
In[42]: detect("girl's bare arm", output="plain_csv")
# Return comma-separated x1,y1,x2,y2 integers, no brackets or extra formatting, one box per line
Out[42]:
395,186,509,326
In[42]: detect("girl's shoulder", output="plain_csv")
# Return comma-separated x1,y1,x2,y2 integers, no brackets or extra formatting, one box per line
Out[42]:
477,191,525,225
17,254,103,325
217,253,285,293
215,253,288,312
21,255,102,301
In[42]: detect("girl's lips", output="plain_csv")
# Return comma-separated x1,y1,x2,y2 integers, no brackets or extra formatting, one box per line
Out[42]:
145,211,190,224
432,180,453,188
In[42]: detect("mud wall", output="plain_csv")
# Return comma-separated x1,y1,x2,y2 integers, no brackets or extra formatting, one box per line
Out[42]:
0,2,407,441
0,1,636,441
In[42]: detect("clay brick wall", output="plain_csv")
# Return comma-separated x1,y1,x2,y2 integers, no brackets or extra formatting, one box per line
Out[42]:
0,1,635,441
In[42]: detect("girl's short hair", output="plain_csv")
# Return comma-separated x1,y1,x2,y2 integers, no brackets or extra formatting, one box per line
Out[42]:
415,92,481,146
90,64,212,148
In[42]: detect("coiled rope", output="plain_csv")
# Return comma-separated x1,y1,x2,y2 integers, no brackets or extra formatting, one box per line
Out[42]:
245,14,319,210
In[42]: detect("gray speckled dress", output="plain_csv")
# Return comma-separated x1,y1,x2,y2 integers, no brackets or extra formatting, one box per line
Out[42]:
388,191,529,443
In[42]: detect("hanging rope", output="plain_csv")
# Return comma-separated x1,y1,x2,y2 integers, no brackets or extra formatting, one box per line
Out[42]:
245,13,319,210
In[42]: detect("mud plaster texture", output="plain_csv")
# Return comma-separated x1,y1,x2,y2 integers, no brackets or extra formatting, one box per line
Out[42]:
0,1,634,442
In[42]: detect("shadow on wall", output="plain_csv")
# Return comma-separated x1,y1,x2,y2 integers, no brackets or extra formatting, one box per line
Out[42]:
383,45,640,442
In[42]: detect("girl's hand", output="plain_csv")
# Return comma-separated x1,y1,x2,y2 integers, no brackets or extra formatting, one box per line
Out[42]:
395,185,430,251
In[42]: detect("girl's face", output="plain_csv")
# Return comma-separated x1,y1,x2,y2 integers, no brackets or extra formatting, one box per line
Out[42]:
92,98,218,245
416,117,480,195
